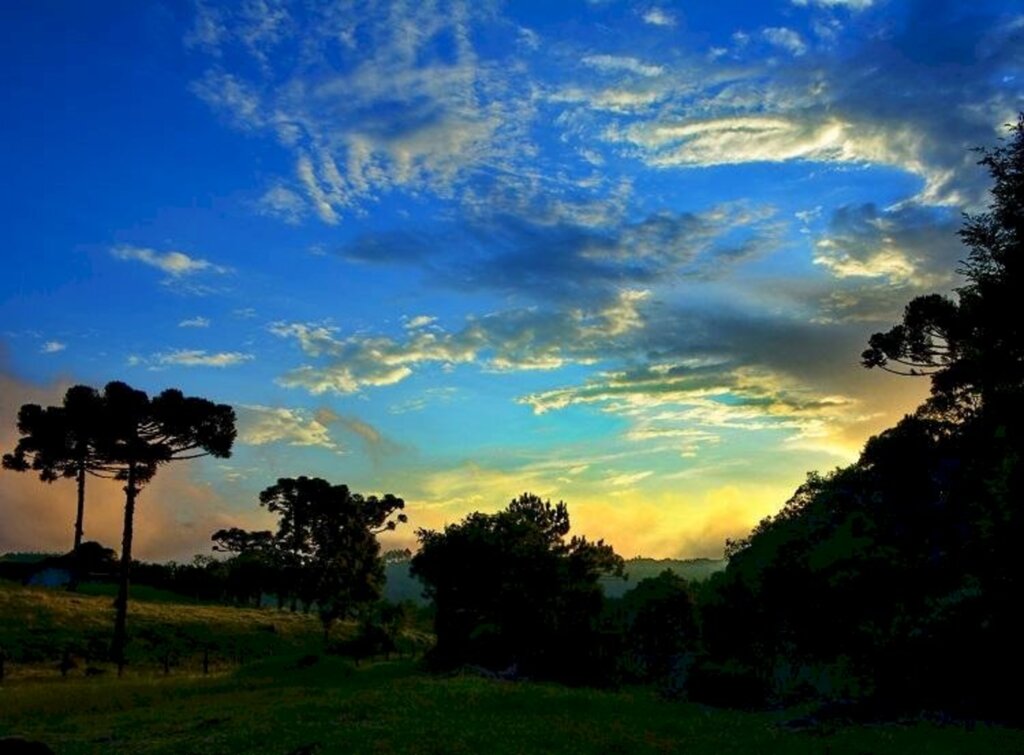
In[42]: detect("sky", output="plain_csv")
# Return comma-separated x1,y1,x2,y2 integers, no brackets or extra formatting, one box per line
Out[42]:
1,0,1022,562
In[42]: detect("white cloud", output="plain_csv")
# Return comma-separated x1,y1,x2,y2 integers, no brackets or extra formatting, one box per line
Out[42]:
257,184,306,224
271,290,651,394
190,3,534,223
405,315,437,330
641,8,677,27
155,349,253,368
582,55,664,78
520,363,862,457
40,341,66,354
237,404,337,449
792,0,874,10
615,115,967,205
111,246,229,277
762,27,807,56
178,316,211,328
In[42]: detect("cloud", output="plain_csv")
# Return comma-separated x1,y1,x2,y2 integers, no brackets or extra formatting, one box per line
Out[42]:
315,408,402,461
405,315,437,330
341,203,783,305
582,55,665,78
237,404,338,449
257,184,307,224
40,341,66,354
792,0,874,9
178,316,211,328
812,203,961,287
762,27,807,56
641,7,677,27
521,362,863,458
270,290,651,394
190,2,535,223
111,245,229,277
154,349,254,368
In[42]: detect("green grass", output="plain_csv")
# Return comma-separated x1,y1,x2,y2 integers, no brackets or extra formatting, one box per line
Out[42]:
3,658,1021,754
0,579,328,674
1,581,1022,754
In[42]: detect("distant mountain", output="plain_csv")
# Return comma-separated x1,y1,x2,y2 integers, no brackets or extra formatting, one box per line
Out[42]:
382,557,726,605
600,558,726,598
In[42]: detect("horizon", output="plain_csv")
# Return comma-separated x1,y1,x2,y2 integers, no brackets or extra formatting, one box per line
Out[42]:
2,1,1022,562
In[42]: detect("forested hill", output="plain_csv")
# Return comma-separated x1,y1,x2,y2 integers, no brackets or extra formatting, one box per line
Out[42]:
382,557,725,605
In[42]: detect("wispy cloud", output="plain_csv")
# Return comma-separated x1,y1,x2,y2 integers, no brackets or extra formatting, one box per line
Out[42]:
270,289,651,394
111,245,229,277
153,349,253,368
521,362,863,458
178,316,211,328
762,27,807,56
40,341,66,354
641,7,677,27
190,2,535,224
792,0,874,9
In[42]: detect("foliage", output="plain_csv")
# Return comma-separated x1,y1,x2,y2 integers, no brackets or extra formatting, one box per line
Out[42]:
255,476,407,641
411,493,623,684
613,570,698,687
3,385,111,586
699,116,1024,719
93,380,236,671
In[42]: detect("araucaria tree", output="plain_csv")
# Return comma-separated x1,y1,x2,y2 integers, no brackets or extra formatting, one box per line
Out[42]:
258,476,406,642
101,381,236,673
862,113,1024,418
2,385,109,588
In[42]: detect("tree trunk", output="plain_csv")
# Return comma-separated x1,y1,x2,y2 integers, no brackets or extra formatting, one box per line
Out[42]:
68,464,86,592
112,463,138,677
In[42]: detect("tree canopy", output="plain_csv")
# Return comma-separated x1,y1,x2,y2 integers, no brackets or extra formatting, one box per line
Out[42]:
411,493,623,683
257,476,407,641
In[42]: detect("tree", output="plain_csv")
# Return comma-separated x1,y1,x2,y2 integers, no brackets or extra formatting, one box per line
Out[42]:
863,114,1024,418
411,493,624,684
212,527,276,606
258,476,406,643
101,381,236,673
617,570,698,685
3,385,110,589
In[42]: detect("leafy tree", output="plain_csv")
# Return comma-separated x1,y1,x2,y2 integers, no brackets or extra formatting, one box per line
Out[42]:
3,385,110,588
411,493,624,684
212,528,276,607
258,476,406,642
100,381,236,673
617,570,698,685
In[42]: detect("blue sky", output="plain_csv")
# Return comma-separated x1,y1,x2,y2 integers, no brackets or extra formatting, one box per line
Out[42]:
1,0,1021,560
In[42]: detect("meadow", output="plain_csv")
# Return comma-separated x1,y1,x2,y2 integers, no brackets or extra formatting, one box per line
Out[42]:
2,582,1022,754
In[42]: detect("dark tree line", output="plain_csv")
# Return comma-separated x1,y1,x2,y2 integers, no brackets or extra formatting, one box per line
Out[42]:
696,115,1024,719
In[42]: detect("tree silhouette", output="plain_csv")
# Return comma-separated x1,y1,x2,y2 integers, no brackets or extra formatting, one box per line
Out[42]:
412,493,623,683
258,476,406,642
101,381,236,673
863,114,1024,418
2,385,110,589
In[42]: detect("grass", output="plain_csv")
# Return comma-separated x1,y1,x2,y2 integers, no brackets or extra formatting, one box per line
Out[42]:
1,581,1022,754
0,579,327,674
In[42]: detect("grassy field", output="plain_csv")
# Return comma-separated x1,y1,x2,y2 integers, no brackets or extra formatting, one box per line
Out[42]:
2,581,1022,754
0,579,329,675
